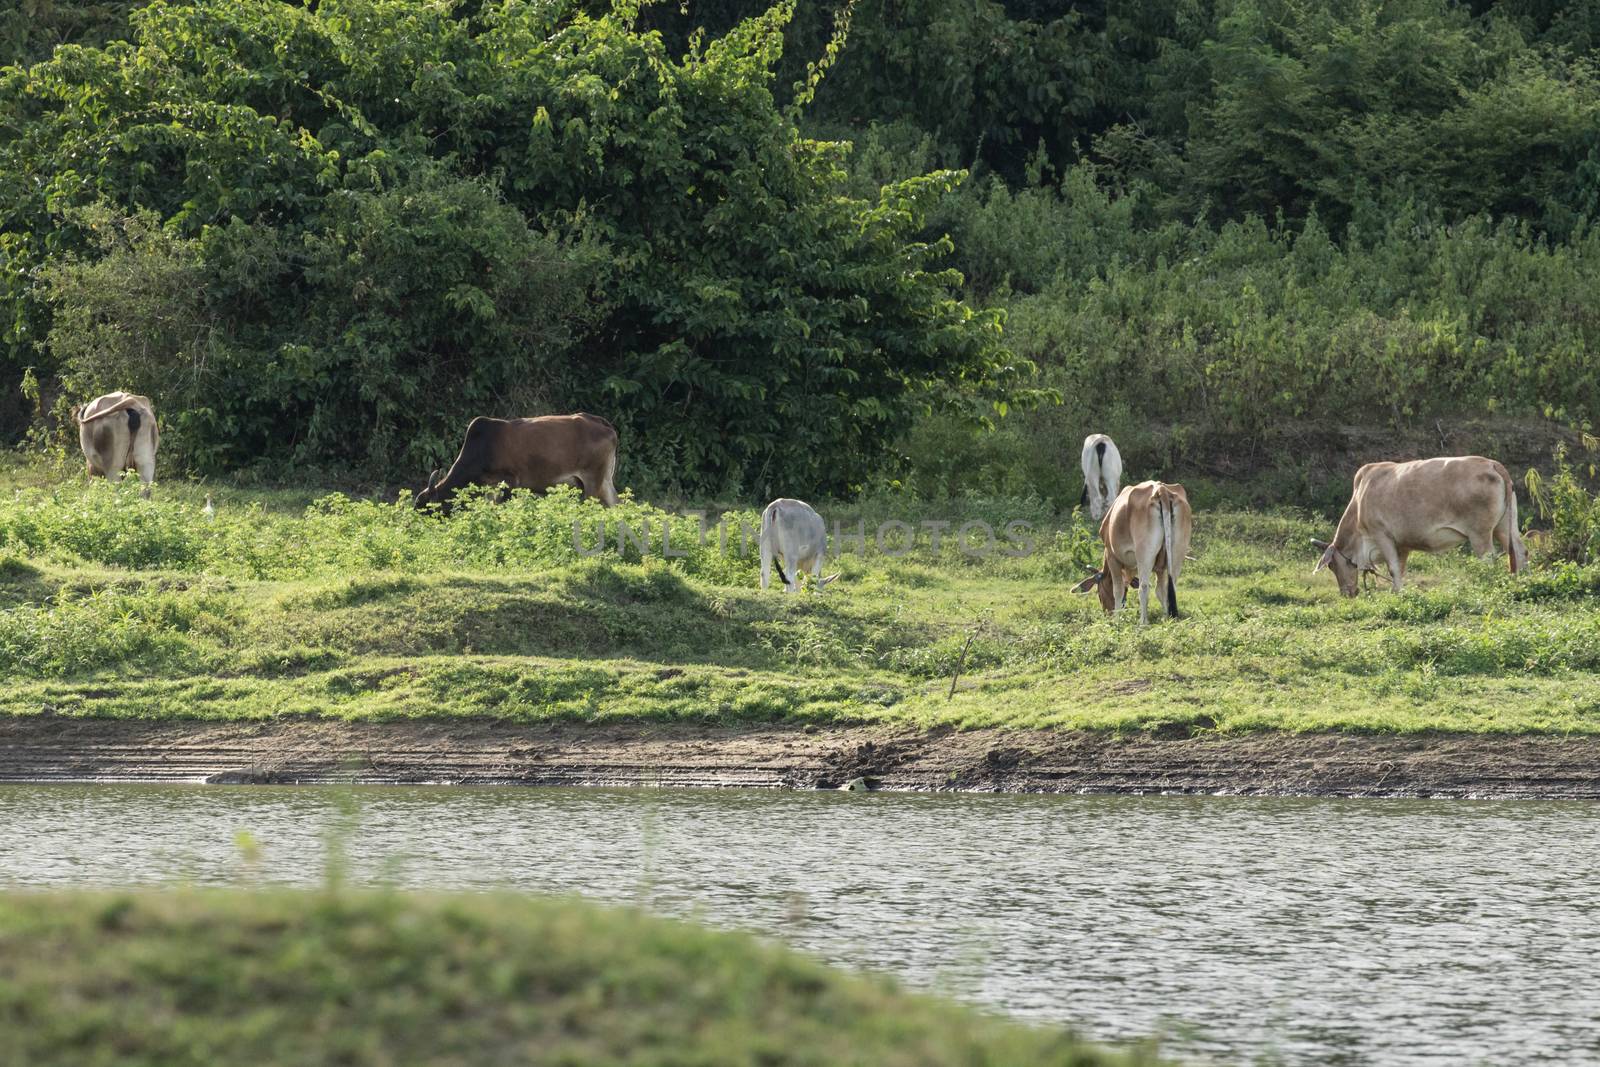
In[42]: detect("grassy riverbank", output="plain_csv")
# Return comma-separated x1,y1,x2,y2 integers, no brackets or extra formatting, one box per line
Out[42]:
3,456,1599,737
0,889,1154,1066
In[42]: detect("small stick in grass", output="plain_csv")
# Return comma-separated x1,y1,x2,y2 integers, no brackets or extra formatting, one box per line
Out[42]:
947,630,978,701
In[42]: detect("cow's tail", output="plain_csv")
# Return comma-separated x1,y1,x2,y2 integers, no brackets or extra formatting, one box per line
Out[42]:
1160,491,1179,618
760,504,788,588
1082,440,1103,513
1502,468,1527,574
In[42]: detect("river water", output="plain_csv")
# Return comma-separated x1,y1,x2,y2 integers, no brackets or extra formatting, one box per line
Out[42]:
2,783,1596,1066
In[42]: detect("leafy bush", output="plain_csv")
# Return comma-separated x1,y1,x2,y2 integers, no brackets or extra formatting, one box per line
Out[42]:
3,0,1021,494
1511,562,1600,602
1525,439,1600,565
0,0,141,67
0,586,211,676
900,183,1600,502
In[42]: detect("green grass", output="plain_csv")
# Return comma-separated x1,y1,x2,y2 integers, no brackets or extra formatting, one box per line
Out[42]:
4,453,1600,734
0,889,1158,1066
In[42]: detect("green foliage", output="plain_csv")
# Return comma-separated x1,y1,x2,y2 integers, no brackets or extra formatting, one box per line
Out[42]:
1525,438,1600,565
0,0,144,67
1511,561,1600,601
10,0,1600,499
897,171,1600,502
1190,0,1600,234
0,585,204,677
2,0,1018,493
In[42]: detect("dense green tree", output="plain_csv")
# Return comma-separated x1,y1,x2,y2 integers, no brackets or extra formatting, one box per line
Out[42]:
1,0,1023,493
8,0,1600,498
0,0,146,67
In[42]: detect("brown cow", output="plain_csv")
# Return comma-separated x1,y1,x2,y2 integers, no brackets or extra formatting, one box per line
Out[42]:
415,413,619,513
1073,480,1193,625
1313,456,1527,597
74,391,159,499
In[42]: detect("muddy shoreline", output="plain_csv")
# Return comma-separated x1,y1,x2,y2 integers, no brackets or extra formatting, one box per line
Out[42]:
3,717,1599,798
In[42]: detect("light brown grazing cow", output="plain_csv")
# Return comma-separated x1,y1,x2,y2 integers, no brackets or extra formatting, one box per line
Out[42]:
1073,480,1193,625
415,412,619,513
1313,455,1527,596
73,391,158,498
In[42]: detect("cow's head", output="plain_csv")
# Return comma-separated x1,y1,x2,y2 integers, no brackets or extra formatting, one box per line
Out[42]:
414,469,447,513
1311,538,1360,597
1072,567,1118,614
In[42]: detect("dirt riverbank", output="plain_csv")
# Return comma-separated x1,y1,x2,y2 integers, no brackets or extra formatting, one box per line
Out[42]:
2,717,1599,798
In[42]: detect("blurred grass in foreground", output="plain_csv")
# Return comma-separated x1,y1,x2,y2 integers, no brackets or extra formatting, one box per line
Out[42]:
0,889,1161,1067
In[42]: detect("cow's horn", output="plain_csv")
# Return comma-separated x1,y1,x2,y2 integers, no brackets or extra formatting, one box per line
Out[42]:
427,468,440,490
1310,538,1329,550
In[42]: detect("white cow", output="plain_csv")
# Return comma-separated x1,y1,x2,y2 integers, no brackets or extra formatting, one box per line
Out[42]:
74,391,158,498
760,498,838,593
1080,434,1122,522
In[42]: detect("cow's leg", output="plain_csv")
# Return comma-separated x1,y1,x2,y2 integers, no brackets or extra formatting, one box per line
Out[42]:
785,556,801,594
1380,541,1405,593
597,452,620,507
1467,526,1495,562
760,538,773,591
132,435,156,499
807,553,825,594
1493,520,1527,573
1136,565,1152,625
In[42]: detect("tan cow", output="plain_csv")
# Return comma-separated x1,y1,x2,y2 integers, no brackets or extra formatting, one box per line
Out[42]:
74,391,158,498
1313,456,1527,596
415,412,620,513
1073,480,1193,625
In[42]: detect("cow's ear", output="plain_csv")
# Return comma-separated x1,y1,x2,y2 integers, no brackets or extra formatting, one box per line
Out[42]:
818,573,839,587
1311,538,1333,574
1071,572,1101,594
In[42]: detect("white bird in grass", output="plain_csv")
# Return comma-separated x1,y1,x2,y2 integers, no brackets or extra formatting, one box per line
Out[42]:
202,494,215,520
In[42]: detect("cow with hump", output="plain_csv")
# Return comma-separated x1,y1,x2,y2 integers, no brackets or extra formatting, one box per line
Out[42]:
1074,480,1192,625
1313,455,1527,596
1080,433,1122,523
74,391,159,499
760,498,837,593
415,412,620,513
